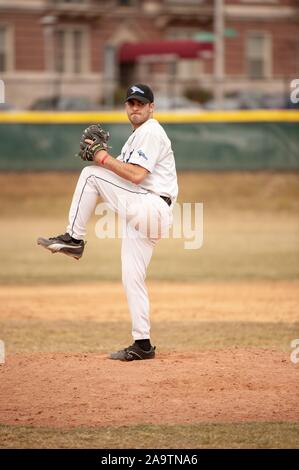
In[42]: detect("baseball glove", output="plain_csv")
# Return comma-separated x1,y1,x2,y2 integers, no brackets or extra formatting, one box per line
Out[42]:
78,124,110,161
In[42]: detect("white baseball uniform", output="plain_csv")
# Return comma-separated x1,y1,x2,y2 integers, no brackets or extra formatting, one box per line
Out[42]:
67,118,178,340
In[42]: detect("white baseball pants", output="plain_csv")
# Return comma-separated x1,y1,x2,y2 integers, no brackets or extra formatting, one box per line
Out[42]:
66,165,172,340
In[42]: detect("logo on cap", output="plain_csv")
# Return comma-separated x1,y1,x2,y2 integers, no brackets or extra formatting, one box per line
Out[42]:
131,86,145,94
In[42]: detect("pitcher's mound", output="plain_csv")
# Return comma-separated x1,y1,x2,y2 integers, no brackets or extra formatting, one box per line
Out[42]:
0,348,298,428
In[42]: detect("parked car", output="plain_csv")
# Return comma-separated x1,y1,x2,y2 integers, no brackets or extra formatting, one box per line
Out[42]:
30,95,101,111
259,93,286,109
285,96,299,109
0,102,20,111
203,91,299,110
203,97,241,110
154,93,200,110
203,91,264,110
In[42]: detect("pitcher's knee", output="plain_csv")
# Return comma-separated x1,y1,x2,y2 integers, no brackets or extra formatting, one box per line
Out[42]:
80,165,95,179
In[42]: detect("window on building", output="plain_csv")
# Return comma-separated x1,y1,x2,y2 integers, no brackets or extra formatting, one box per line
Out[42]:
52,0,85,4
167,28,199,40
240,1,277,3
246,32,271,79
0,25,7,72
55,27,87,74
118,0,135,5
55,30,65,73
73,30,83,74
164,0,205,4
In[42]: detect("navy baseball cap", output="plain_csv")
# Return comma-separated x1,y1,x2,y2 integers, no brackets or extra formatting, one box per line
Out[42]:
125,84,154,104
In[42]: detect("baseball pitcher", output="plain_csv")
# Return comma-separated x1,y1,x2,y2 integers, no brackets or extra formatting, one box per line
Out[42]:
37,84,178,361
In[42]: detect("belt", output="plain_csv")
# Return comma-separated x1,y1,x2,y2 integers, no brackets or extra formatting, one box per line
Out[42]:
160,195,172,206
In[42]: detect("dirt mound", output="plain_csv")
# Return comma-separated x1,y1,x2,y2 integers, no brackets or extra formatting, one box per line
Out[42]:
0,348,298,428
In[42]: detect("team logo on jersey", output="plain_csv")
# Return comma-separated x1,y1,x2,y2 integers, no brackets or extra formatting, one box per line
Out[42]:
137,150,148,160
131,86,144,94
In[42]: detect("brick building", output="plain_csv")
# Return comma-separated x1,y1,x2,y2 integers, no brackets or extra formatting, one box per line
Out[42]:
0,0,298,107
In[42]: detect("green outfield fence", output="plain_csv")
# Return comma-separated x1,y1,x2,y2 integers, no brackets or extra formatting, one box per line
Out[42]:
0,110,299,170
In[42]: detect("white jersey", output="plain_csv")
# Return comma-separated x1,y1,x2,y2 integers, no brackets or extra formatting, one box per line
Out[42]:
117,118,178,200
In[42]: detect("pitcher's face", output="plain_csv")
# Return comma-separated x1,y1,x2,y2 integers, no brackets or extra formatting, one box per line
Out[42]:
125,99,154,129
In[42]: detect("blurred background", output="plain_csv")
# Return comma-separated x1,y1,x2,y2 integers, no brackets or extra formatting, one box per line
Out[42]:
1,0,299,171
0,0,298,281
0,0,298,287
0,0,299,111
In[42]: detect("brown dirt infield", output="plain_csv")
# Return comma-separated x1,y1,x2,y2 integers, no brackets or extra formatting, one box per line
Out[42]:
0,281,299,429
0,348,298,429
1,281,298,323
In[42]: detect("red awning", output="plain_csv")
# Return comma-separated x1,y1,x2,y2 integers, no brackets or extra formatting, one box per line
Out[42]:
119,40,213,63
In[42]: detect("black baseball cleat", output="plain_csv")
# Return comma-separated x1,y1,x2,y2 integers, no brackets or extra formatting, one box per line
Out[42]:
37,233,85,260
109,343,156,361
